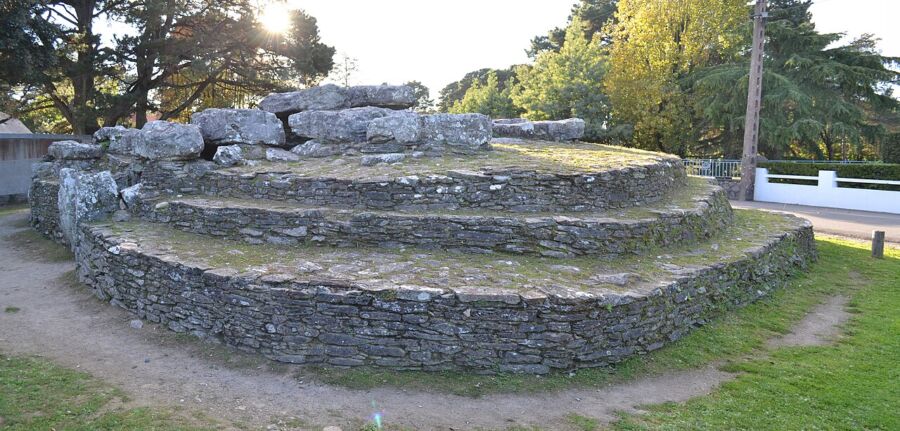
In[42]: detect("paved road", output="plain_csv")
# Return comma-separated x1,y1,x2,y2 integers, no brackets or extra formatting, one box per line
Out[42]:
731,201,900,244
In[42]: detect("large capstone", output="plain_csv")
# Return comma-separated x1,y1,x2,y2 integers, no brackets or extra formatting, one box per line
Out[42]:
48,141,103,160
135,121,204,160
93,126,145,155
258,84,350,116
420,113,492,153
533,118,585,141
57,169,119,245
190,108,286,147
288,107,402,144
348,85,416,109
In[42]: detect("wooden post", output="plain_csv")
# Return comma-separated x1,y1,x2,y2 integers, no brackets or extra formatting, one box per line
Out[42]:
738,0,768,201
872,230,885,259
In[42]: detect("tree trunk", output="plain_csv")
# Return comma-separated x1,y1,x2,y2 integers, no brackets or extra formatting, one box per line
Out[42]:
71,0,100,135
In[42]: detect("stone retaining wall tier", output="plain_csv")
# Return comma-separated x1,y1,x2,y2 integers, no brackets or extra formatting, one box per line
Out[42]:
72,220,816,374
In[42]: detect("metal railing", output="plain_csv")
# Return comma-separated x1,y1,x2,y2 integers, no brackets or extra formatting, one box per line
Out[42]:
682,158,881,179
682,159,742,178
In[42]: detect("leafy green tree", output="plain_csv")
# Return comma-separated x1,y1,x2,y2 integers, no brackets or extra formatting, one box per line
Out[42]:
527,0,618,58
604,0,747,155
449,71,520,118
404,80,434,113
513,19,615,141
438,67,517,113
1,0,334,133
689,0,900,159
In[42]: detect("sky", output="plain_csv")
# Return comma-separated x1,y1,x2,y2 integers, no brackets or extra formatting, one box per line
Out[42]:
103,1,900,99
285,0,900,99
288,0,900,97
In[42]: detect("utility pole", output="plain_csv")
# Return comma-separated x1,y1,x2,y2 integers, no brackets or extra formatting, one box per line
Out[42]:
738,0,768,201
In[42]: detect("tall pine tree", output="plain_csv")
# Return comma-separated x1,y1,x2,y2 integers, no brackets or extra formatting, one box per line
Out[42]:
688,0,899,159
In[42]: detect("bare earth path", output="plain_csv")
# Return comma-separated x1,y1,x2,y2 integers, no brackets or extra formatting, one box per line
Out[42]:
0,211,851,430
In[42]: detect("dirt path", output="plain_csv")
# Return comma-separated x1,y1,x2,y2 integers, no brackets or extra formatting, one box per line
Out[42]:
0,211,851,431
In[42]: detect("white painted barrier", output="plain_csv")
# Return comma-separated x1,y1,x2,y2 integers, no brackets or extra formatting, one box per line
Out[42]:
754,168,900,214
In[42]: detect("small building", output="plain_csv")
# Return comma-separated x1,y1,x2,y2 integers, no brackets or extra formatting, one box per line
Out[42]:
0,112,33,134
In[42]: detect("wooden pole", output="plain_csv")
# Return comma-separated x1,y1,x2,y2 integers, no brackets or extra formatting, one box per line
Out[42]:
872,230,885,259
738,0,768,201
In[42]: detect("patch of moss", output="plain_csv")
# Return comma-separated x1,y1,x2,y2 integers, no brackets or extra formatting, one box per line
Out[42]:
223,139,676,179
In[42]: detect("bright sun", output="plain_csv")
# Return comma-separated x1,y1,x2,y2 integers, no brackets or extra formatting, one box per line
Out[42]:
259,2,292,34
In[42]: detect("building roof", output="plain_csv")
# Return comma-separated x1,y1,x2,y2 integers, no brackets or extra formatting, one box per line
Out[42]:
0,112,32,134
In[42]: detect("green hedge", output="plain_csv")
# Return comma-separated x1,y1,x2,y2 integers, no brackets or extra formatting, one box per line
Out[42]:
759,162,900,191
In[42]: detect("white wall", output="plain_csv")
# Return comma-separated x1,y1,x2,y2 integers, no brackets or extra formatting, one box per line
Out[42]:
754,168,900,214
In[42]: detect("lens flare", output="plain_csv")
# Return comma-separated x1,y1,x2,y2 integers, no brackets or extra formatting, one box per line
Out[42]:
259,2,291,34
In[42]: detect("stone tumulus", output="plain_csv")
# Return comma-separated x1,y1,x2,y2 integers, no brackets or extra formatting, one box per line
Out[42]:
27,82,816,375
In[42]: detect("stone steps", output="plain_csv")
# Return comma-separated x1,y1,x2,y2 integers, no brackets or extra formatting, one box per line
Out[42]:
138,178,732,257
74,210,815,373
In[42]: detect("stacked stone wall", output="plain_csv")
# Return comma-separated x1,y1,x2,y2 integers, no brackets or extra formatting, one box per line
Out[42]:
29,179,65,245
139,186,733,257
73,221,814,373
141,160,687,213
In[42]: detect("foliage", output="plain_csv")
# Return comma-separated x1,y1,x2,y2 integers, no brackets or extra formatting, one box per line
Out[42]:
759,161,900,191
0,0,334,133
513,18,617,142
437,67,517,113
329,52,358,87
614,238,900,430
604,0,748,155
527,0,618,58
448,71,520,118
404,80,434,113
688,0,900,159
883,134,900,163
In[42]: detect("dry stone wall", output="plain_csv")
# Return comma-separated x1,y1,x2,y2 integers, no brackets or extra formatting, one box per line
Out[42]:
140,159,686,213
73,220,815,373
138,185,732,257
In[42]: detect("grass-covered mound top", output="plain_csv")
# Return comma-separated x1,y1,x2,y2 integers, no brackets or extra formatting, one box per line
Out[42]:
223,139,680,179
97,210,804,296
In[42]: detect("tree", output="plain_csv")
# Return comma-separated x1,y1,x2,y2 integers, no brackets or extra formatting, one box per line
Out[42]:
688,0,900,159
1,0,334,133
527,0,618,58
604,0,747,155
437,67,517,113
449,71,520,118
404,80,434,113
513,18,616,141
329,53,358,87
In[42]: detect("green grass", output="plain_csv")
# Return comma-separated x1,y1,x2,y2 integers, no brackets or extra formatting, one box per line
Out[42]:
612,237,900,430
0,204,28,217
302,237,880,398
225,139,674,179
0,354,213,430
5,228,73,262
3,307,20,314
